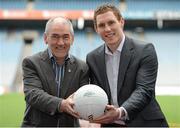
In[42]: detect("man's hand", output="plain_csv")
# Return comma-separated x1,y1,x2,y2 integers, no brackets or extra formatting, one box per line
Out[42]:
90,105,120,124
59,94,80,118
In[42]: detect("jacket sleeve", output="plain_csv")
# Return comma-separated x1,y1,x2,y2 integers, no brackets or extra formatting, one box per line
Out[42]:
121,44,158,120
22,57,62,116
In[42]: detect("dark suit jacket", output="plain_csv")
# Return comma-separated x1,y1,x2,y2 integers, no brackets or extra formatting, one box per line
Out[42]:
86,36,168,127
21,49,89,127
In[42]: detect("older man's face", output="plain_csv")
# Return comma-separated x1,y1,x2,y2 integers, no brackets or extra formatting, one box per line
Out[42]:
44,21,74,61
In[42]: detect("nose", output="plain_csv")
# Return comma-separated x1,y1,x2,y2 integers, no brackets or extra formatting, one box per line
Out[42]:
104,25,111,31
57,38,64,45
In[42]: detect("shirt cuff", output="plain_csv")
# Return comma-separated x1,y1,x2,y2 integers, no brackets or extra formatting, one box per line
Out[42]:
118,107,129,120
57,100,62,113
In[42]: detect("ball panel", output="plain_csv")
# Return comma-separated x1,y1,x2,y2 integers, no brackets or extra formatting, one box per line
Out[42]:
73,84,108,120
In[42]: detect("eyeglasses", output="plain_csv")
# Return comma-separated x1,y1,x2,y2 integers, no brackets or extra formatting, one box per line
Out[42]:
49,34,70,43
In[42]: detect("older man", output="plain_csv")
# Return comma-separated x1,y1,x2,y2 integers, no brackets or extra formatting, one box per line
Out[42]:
21,17,89,127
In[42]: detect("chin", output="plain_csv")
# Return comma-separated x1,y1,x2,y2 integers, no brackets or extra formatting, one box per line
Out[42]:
55,54,66,58
107,41,117,45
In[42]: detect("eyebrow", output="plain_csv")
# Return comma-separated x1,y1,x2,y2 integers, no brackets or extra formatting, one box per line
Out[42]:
51,33,70,36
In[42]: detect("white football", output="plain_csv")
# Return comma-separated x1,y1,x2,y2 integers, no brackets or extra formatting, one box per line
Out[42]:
73,84,108,120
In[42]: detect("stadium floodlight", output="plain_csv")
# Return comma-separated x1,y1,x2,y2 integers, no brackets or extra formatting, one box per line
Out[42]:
157,19,163,29
77,17,84,30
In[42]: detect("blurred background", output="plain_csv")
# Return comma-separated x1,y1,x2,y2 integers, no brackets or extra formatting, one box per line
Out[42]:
0,0,180,127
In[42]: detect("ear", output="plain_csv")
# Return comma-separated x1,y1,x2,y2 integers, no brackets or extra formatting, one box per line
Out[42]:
70,35,74,45
119,18,125,28
43,33,48,44
94,24,98,33
94,27,101,36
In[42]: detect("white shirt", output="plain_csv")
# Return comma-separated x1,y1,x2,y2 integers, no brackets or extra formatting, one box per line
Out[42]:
105,34,128,124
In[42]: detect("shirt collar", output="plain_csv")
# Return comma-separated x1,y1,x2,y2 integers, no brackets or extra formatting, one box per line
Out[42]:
105,34,125,55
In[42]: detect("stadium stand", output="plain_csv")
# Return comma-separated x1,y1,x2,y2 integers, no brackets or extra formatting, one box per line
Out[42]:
0,30,23,89
0,0,27,10
34,0,119,10
126,0,180,12
145,31,180,86
0,0,180,94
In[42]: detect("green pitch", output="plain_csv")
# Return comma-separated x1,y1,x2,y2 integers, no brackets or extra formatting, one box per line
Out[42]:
0,93,180,127
156,95,180,127
0,93,25,127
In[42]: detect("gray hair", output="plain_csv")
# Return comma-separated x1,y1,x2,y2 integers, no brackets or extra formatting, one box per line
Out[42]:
44,16,74,35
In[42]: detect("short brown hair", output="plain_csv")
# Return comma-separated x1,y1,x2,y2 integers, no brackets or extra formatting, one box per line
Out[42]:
93,4,122,28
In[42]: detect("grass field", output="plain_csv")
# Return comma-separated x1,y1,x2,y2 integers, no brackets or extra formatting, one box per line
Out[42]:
0,93,180,127
0,93,25,127
156,95,180,127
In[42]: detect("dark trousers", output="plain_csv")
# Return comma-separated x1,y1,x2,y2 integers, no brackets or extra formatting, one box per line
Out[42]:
102,123,127,127
127,119,169,127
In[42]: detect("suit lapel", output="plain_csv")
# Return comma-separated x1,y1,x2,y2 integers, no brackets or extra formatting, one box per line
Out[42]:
117,37,133,94
60,56,77,98
97,45,111,101
40,50,58,96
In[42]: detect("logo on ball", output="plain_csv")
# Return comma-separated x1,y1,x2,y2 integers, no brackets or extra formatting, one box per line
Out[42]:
88,114,93,120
